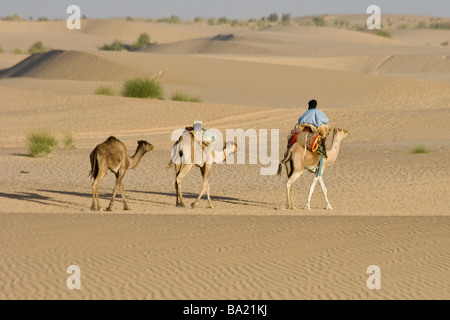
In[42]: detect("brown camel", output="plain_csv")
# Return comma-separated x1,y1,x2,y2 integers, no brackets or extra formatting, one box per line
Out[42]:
89,136,153,211
278,128,349,210
166,131,238,208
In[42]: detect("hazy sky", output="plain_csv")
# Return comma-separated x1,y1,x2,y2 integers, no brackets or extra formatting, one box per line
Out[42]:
1,0,449,20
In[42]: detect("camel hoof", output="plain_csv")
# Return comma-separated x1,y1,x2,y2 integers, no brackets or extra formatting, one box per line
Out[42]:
304,205,311,210
176,203,185,208
326,206,333,210
123,207,130,211
209,205,214,209
191,202,198,208
106,207,113,212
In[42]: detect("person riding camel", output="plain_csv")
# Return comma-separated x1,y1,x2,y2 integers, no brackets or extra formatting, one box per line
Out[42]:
287,99,331,158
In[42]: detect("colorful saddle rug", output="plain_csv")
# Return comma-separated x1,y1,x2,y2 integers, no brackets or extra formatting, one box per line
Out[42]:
287,130,327,158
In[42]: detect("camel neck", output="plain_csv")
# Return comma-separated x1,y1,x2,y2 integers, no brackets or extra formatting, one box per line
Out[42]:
129,147,145,169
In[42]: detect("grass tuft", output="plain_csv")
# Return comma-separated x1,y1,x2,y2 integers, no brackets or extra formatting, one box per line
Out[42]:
410,145,429,154
171,92,202,103
95,85,116,96
122,77,164,99
27,130,58,158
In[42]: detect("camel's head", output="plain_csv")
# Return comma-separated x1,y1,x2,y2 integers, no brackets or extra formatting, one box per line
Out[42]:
333,128,349,140
224,141,239,154
137,140,154,153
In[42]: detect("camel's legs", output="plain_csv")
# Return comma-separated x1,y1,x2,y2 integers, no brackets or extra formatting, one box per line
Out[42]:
174,164,181,206
176,164,193,207
192,164,213,209
107,170,126,211
119,180,130,210
318,176,332,210
91,169,107,211
305,176,319,210
285,170,303,210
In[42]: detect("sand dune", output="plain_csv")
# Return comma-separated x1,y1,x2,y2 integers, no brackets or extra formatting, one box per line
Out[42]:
0,17,449,300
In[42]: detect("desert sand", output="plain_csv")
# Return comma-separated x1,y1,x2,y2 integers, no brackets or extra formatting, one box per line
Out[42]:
0,16,449,300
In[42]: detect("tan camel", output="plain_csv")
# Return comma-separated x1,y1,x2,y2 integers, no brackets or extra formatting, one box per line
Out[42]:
278,128,349,210
166,131,238,208
89,136,153,211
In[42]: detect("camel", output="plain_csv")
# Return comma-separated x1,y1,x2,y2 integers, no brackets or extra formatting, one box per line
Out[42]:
89,136,153,211
278,128,349,210
166,131,238,209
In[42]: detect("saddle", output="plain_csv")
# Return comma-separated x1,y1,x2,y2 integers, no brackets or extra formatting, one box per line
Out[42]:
287,124,330,158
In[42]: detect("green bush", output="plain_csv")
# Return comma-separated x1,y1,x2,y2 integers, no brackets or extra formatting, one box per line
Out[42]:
14,48,23,54
429,22,450,30
157,15,180,24
131,32,152,50
28,41,47,55
95,85,116,96
0,45,3,54
376,30,392,38
281,14,291,25
417,21,428,29
441,41,449,46
207,18,216,26
268,13,278,22
122,78,164,99
171,92,201,103
100,40,124,51
410,145,429,154
27,130,58,158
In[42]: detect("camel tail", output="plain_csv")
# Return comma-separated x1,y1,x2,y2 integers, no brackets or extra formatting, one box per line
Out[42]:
89,147,99,179
166,160,174,169
277,147,293,176
277,163,283,176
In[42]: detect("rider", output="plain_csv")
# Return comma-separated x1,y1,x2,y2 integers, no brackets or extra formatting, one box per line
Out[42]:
297,99,330,157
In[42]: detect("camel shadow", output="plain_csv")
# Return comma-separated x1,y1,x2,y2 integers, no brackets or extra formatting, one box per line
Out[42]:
130,190,274,208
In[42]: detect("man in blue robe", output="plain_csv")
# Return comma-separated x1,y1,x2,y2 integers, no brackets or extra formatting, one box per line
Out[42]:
297,99,330,157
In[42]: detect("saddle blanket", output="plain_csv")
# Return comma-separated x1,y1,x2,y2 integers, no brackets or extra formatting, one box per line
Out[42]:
287,131,320,152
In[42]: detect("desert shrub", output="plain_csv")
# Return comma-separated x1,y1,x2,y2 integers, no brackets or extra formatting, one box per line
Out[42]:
27,130,58,158
313,16,326,26
217,17,230,25
376,30,392,38
417,21,428,29
441,41,449,46
122,78,164,99
1,14,24,21
171,92,201,103
100,40,124,51
268,13,278,22
63,132,76,149
207,18,216,26
157,15,180,24
37,17,48,22
14,48,23,54
429,22,450,30
0,45,3,53
131,32,153,50
410,145,429,154
281,14,291,25
28,41,47,55
95,85,116,96
194,17,204,24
